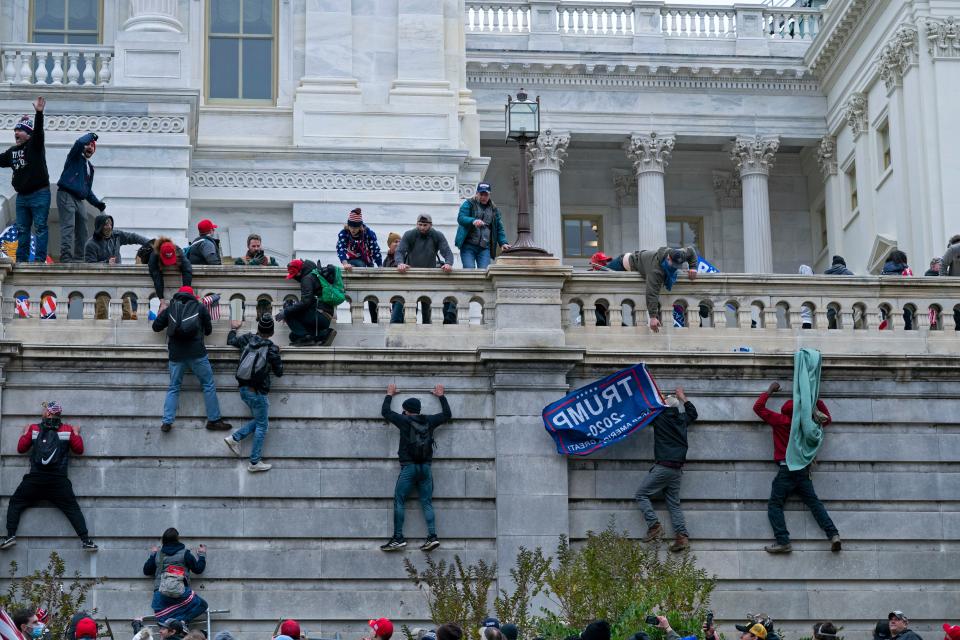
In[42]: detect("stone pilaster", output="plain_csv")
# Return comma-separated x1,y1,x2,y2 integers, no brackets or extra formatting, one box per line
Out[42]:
732,135,779,273
528,130,570,259
817,136,838,179
842,93,869,139
626,133,675,250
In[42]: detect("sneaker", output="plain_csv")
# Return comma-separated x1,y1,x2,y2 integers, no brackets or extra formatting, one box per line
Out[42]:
205,419,233,431
830,534,842,552
161,422,173,433
317,329,337,347
642,522,663,543
764,542,793,554
380,537,407,552
420,535,440,551
81,539,98,551
0,536,16,550
224,436,242,457
247,461,273,473
668,534,689,553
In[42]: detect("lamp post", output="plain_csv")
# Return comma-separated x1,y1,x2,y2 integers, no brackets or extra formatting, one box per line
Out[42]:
501,88,551,256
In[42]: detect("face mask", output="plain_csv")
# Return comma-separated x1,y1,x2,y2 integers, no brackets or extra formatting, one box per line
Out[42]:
30,624,45,639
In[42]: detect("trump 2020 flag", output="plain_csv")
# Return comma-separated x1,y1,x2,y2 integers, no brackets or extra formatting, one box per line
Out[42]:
697,256,720,273
542,363,667,456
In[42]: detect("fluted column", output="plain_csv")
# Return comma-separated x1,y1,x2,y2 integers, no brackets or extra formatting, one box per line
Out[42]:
626,133,675,249
732,135,779,273
123,0,183,32
528,130,570,258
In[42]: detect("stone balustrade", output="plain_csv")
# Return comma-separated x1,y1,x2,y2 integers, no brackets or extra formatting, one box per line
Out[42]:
661,5,737,38
762,7,821,42
0,44,113,86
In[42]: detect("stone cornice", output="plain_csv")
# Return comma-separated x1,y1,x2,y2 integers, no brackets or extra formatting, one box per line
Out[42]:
876,24,919,91
625,133,675,176
190,171,457,191
804,0,872,77
731,135,780,177
924,16,960,58
527,129,570,172
817,136,838,179
842,92,868,139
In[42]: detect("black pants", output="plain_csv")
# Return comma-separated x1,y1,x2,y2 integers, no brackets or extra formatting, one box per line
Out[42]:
767,465,837,545
285,306,332,341
6,473,89,539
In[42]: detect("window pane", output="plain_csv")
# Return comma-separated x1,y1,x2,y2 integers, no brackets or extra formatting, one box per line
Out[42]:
34,0,66,31
564,220,580,257
582,220,599,251
33,32,67,44
68,0,99,31
209,37,240,99
241,38,272,99
211,0,241,33
243,0,273,34
67,33,98,44
666,221,681,247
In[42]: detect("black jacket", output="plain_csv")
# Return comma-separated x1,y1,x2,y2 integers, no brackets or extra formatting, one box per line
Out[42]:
0,110,49,194
824,264,853,275
151,291,213,362
187,234,222,265
56,132,104,209
893,631,923,640
84,214,149,263
227,331,283,394
381,395,452,464
148,245,193,299
651,401,698,464
286,259,335,318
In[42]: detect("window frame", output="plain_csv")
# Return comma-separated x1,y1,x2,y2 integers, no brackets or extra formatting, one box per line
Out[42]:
29,0,104,44
561,214,604,259
204,0,279,106
841,153,859,229
665,215,705,253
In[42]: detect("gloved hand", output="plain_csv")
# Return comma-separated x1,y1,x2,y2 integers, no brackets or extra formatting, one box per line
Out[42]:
274,311,285,322
97,202,106,212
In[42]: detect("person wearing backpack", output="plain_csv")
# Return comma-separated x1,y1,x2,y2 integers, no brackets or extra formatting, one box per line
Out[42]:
277,258,339,346
186,218,223,265
0,401,97,551
142,528,208,623
380,383,452,552
224,314,284,472
152,285,232,433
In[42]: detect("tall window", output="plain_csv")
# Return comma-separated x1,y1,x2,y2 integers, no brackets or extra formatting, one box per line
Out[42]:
666,216,703,250
818,205,828,249
31,0,101,44
563,216,602,258
878,121,891,170
846,162,858,212
207,0,276,102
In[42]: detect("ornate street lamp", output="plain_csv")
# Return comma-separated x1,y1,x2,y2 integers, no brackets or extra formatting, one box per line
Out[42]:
501,88,550,256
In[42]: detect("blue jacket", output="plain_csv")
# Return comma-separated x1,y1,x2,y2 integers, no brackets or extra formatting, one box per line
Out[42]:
455,198,508,257
56,133,105,210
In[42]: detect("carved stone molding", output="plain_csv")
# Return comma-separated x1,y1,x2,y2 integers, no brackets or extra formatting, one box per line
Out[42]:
123,0,183,32
0,114,186,133
191,171,457,192
730,135,780,177
925,16,960,57
842,93,868,139
817,136,838,179
807,0,871,76
712,170,742,208
877,25,919,90
497,287,561,303
612,170,636,207
625,132,675,176
458,183,476,199
527,129,570,172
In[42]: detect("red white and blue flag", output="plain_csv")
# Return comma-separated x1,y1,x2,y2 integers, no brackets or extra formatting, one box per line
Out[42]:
202,294,221,321
15,295,30,318
0,606,26,640
40,294,57,320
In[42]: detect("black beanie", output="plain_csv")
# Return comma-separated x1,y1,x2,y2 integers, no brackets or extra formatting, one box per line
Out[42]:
402,398,421,413
580,621,610,640
258,313,274,334
831,255,846,266
502,625,518,640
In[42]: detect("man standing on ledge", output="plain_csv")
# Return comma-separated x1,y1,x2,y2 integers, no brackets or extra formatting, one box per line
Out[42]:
0,96,50,263
380,383,452,552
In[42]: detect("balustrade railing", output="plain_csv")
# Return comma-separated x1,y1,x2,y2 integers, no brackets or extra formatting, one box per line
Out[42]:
660,6,736,38
466,3,531,33
761,8,821,41
0,44,113,86
557,4,634,36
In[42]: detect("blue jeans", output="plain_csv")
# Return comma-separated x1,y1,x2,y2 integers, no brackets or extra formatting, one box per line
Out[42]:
393,463,435,538
767,465,838,544
162,356,222,424
233,387,270,464
460,243,492,269
15,188,51,262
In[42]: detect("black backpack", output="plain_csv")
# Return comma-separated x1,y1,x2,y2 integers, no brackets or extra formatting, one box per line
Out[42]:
136,241,155,265
236,340,270,386
408,420,435,463
31,421,66,469
167,298,202,340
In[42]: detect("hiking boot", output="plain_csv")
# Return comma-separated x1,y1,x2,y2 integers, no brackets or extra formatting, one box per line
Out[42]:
642,522,663,542
668,534,690,552
380,537,407,552
205,419,233,431
224,436,242,457
289,335,313,346
764,542,793,554
420,535,440,552
247,461,272,473
317,329,338,347
830,534,842,552
161,422,173,433
81,539,98,551
0,536,16,550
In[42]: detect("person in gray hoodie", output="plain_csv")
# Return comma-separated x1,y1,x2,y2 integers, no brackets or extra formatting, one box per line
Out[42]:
83,214,149,264
823,255,853,276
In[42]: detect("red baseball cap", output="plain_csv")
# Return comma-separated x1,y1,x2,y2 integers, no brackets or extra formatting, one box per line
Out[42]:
75,617,98,639
369,618,394,640
178,285,195,296
943,624,960,640
159,241,178,266
280,620,301,638
198,219,217,234
286,259,304,279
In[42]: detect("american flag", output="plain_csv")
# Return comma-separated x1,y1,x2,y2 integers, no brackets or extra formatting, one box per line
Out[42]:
15,295,30,318
0,606,26,640
201,294,221,321
40,294,57,320
673,303,686,328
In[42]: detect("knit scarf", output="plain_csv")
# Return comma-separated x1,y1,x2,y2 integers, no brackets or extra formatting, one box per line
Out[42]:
661,258,679,291
345,229,372,265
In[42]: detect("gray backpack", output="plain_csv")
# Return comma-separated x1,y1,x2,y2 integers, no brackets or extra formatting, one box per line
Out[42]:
155,549,187,598
236,340,270,386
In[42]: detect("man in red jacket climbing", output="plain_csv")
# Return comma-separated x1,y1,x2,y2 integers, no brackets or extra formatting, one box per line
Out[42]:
754,382,840,554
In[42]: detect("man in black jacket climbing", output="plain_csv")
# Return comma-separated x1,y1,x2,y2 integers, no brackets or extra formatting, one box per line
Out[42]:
634,387,698,552
380,383,452,552
277,258,337,346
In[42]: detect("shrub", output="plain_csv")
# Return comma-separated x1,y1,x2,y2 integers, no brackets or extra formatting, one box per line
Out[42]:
404,555,497,634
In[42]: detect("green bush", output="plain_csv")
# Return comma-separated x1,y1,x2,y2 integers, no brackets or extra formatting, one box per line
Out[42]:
404,555,497,634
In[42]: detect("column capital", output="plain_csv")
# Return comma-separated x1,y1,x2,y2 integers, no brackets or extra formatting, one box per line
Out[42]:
842,92,868,139
817,136,838,179
877,24,919,91
731,135,780,176
925,16,960,57
122,0,183,32
625,132,675,176
528,130,571,172
712,169,741,208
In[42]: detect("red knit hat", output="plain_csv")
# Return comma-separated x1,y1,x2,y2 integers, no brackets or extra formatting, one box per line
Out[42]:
75,617,98,639
280,620,301,639
348,208,363,228
286,259,304,279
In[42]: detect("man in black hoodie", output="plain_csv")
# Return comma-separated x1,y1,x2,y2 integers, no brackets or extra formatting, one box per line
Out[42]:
634,387,697,552
278,258,337,346
380,383,452,552
0,97,50,263
152,285,232,433
83,214,149,264
823,255,853,276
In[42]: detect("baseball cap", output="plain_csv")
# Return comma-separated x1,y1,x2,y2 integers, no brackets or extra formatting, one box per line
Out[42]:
159,241,178,266
198,219,217,234
280,620,301,638
735,624,768,640
417,214,433,224
178,285,195,296
158,619,188,635
481,618,500,630
477,182,491,193
888,612,908,622
369,618,394,640
286,259,304,279
670,249,687,264
74,617,97,639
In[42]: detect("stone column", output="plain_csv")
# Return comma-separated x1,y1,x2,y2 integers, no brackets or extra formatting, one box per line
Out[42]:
731,135,779,273
123,0,182,32
626,133,675,249
528,130,570,258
